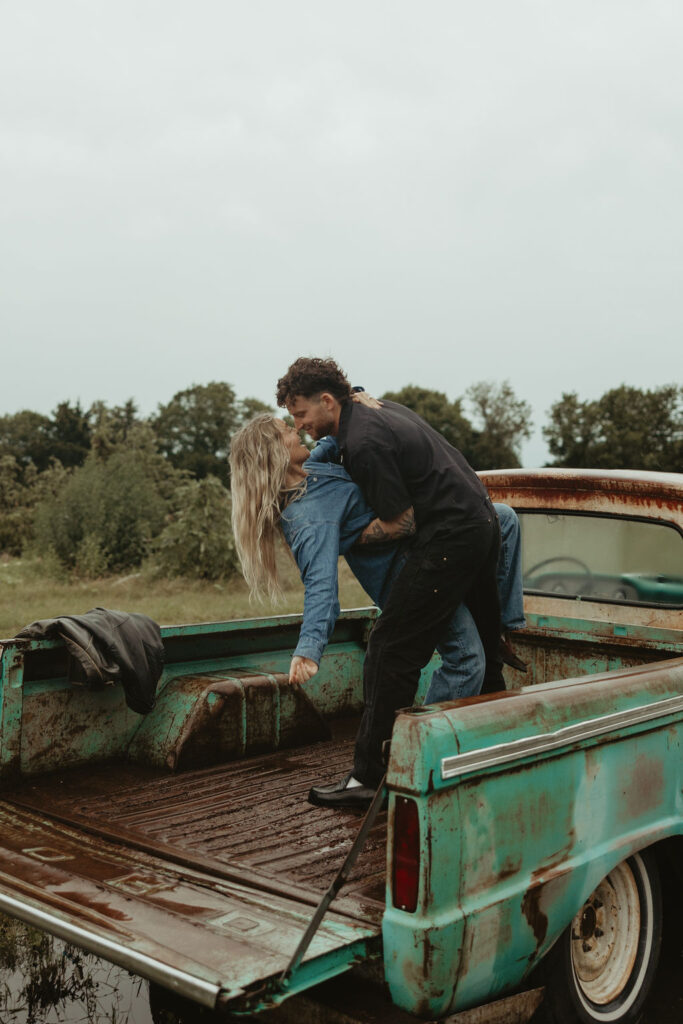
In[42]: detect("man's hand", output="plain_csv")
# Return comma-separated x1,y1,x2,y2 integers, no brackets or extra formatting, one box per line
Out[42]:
358,506,416,544
289,656,319,684
351,391,383,410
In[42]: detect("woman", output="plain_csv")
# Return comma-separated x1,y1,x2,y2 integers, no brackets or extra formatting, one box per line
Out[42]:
229,414,525,697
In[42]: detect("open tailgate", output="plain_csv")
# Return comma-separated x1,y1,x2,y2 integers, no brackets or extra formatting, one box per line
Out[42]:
0,798,382,1011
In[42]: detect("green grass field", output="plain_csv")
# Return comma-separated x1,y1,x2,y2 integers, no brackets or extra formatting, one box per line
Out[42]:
0,555,373,639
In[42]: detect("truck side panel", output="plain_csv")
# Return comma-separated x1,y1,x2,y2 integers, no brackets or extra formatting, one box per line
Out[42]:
383,657,683,1018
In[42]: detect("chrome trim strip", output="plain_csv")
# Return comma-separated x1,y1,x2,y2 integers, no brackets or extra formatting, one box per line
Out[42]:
0,889,222,1008
441,694,683,780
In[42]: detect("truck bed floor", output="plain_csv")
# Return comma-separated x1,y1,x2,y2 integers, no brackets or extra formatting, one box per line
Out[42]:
7,716,387,913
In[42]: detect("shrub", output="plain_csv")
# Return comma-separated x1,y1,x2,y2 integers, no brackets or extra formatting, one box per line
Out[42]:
0,457,70,557
153,476,238,580
32,449,170,575
0,456,32,556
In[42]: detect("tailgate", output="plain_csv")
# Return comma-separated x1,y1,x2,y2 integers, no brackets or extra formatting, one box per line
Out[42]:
0,799,381,1010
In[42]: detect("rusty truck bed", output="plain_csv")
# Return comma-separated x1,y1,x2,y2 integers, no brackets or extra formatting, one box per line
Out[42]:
7,715,386,908
0,716,386,1009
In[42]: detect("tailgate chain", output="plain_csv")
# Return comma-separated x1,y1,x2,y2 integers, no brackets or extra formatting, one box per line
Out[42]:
279,774,387,989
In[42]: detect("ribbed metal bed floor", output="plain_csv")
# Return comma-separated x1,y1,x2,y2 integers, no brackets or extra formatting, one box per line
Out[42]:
9,716,387,912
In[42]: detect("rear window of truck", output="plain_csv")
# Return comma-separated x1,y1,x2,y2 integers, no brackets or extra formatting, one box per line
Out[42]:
519,512,683,608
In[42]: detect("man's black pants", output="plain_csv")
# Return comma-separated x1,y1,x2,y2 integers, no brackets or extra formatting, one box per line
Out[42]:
353,513,503,788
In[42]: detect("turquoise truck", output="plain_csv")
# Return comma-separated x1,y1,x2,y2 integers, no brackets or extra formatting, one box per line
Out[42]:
0,469,681,1024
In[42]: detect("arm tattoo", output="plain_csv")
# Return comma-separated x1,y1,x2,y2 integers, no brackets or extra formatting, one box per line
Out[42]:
393,507,416,537
358,507,416,545
359,519,393,544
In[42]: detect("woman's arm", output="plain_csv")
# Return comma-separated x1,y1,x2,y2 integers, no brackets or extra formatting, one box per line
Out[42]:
285,519,343,684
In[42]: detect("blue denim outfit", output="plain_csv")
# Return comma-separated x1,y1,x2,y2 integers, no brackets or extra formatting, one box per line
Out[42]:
280,437,525,702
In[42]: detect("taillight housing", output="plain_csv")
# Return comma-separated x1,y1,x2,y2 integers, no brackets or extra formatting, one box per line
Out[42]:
392,796,420,912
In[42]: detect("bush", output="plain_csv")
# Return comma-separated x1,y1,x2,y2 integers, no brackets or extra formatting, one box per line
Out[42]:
0,457,70,557
0,456,32,556
32,449,170,575
153,476,238,580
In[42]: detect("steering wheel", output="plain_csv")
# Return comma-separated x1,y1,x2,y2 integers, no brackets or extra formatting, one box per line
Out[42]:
525,556,593,595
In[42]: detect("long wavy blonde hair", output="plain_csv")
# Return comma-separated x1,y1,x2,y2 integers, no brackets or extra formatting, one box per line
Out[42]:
229,414,306,602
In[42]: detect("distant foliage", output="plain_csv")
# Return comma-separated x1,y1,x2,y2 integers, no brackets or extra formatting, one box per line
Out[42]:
152,382,272,485
88,398,144,456
48,400,92,467
153,476,238,580
544,385,683,470
0,384,270,560
0,387,270,489
0,456,33,556
0,401,92,475
466,380,533,469
0,457,69,557
32,446,179,576
381,380,532,469
381,385,475,454
0,410,53,473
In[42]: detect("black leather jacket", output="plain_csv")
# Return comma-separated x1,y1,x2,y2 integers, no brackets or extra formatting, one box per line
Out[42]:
17,607,164,714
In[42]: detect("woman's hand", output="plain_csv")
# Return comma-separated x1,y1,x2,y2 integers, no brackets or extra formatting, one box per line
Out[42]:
289,656,319,684
351,391,382,410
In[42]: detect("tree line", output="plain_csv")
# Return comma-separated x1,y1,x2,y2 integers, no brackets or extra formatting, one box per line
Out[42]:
0,380,680,579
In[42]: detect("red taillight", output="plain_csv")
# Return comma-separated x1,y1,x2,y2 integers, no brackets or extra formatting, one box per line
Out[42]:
392,796,420,912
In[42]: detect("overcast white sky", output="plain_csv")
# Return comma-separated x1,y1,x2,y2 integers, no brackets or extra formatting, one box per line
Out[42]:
2,1,682,465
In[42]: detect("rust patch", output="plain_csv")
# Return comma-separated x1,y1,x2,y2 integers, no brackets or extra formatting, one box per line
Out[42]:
622,754,666,821
521,884,548,949
398,926,446,1012
422,934,435,987
497,855,523,882
480,468,683,509
424,821,433,908
56,889,131,921
441,689,525,710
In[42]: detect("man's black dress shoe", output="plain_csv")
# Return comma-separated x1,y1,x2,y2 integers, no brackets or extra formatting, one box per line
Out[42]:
308,773,377,810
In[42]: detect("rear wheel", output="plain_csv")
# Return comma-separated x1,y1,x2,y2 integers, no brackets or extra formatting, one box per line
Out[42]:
540,850,662,1024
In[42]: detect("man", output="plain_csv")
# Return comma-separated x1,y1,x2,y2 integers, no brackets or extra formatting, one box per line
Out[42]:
276,357,505,808
284,431,523,701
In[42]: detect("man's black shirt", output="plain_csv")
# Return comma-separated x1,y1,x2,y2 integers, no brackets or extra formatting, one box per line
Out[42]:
335,399,491,543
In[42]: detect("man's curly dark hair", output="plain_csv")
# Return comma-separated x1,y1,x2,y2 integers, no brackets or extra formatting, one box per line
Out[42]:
276,357,352,407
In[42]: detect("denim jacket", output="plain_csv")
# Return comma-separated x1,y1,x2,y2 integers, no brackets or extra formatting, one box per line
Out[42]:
280,437,403,664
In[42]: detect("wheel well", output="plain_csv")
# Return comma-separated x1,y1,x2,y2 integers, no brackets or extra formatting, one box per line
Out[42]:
530,840,675,978
651,835,683,924
651,834,683,881
531,846,664,1023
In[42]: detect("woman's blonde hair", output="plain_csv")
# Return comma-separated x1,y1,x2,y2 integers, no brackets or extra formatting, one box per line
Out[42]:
229,414,306,602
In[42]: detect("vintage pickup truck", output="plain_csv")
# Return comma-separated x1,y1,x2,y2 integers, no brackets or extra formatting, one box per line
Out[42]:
0,469,681,1024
